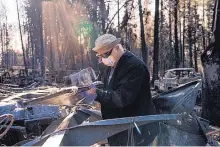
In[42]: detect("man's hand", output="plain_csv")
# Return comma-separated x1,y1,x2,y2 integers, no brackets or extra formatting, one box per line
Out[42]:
80,87,97,104
87,88,97,95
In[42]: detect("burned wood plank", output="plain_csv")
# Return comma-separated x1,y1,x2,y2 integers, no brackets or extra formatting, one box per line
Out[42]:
24,86,78,106
23,85,96,107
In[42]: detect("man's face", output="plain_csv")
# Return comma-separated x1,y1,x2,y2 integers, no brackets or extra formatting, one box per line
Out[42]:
96,48,113,59
95,46,117,66
96,45,120,58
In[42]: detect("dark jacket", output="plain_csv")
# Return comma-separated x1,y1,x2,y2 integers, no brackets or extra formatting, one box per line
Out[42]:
96,51,158,146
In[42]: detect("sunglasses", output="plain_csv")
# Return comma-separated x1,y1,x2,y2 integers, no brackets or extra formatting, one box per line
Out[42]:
96,49,113,58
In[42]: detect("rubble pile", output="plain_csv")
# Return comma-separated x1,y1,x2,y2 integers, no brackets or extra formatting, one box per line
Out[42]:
0,68,100,145
0,68,219,146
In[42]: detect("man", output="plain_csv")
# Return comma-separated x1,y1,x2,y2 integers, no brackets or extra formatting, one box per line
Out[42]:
88,34,158,146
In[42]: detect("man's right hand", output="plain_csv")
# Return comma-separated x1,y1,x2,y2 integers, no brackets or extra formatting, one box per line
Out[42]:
91,81,104,89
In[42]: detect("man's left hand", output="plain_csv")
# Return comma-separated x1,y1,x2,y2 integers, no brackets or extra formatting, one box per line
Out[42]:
87,88,97,95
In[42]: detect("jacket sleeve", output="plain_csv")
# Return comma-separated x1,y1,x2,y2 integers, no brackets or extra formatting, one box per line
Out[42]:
95,64,147,108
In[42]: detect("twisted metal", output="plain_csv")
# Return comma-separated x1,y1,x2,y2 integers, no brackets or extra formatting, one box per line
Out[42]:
0,114,14,139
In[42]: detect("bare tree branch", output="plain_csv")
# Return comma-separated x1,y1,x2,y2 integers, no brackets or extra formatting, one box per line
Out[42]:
105,0,133,32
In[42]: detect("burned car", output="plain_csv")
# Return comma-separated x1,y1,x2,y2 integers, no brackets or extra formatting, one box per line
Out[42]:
154,68,201,92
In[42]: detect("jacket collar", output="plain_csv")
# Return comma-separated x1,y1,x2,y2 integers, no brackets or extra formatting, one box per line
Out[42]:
107,51,132,86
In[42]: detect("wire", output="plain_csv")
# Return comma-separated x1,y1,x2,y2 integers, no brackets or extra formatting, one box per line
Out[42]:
0,114,14,139
127,120,135,146
0,118,9,131
0,117,8,124
206,129,220,136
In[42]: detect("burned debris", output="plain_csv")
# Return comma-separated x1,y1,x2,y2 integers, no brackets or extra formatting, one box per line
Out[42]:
153,68,201,92
0,0,220,146
0,67,218,146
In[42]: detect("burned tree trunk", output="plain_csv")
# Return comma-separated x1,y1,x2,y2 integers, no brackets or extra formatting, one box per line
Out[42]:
90,0,98,70
117,0,120,30
194,44,198,72
168,1,173,69
16,0,27,68
138,0,148,65
201,0,220,127
49,39,54,71
5,18,9,69
28,16,35,70
193,2,198,72
202,26,206,51
38,0,45,75
100,0,106,33
152,0,159,83
182,0,186,67
169,3,172,50
174,0,179,68
202,0,206,51
159,0,165,71
188,0,193,68
0,27,3,68
179,9,182,67
207,17,211,45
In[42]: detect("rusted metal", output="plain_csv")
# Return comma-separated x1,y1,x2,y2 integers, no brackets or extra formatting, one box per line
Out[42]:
0,114,14,139
20,80,207,146
77,108,102,121
25,117,57,136
22,109,92,146
153,80,212,146
0,102,65,146
0,104,62,120
0,126,27,146
157,112,209,146
24,86,78,106
154,80,201,114
157,122,207,146
23,83,104,107
36,114,182,146
0,68,216,146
